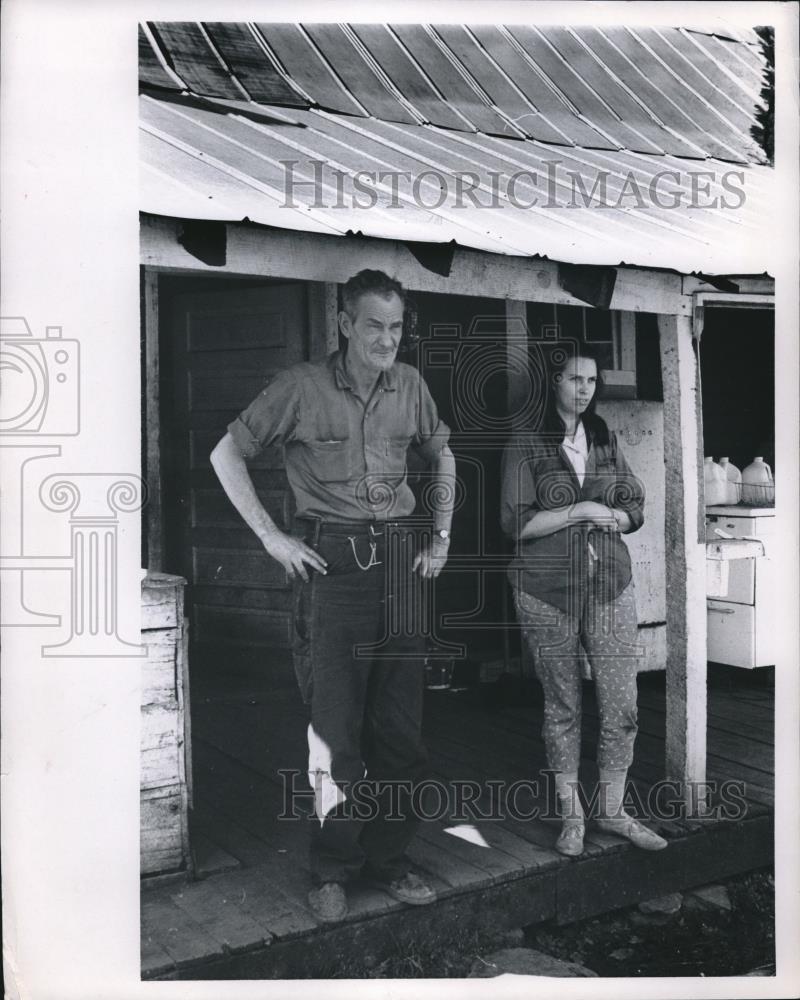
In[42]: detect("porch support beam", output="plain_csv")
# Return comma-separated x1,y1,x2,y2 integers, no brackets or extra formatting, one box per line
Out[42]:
141,214,690,316
505,299,530,428
505,299,533,678
143,267,164,571
307,282,339,360
657,313,708,810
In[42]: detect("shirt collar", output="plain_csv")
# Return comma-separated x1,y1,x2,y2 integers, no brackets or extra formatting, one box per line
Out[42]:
332,350,397,391
562,421,588,455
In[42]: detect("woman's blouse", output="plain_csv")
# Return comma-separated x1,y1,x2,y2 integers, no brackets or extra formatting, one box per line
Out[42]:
500,419,645,612
561,421,588,486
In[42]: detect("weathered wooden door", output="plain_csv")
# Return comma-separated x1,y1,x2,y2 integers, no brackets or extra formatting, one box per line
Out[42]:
163,280,309,684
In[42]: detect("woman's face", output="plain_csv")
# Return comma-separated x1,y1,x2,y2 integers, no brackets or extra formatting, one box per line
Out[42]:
553,356,598,419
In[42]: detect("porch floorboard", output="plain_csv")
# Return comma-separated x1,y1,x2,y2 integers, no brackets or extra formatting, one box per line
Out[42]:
141,668,774,980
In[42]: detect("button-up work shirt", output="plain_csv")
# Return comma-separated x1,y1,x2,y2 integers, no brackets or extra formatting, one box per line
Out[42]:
228,351,450,522
500,422,645,611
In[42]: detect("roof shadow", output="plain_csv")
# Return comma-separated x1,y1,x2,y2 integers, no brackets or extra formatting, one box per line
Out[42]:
139,86,307,129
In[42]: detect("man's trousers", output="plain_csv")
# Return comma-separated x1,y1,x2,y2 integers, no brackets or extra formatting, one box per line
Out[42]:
292,520,429,885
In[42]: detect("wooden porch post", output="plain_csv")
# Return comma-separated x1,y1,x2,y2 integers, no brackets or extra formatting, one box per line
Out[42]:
657,313,708,811
143,267,163,571
505,299,529,428
307,282,339,360
505,300,531,678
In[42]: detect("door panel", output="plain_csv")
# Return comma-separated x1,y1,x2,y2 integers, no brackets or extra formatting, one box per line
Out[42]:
165,281,308,682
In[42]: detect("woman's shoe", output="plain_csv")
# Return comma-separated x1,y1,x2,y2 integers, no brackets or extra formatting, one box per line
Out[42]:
595,815,667,851
554,821,585,856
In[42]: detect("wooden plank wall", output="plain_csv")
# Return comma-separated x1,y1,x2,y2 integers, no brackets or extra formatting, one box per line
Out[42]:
141,573,191,877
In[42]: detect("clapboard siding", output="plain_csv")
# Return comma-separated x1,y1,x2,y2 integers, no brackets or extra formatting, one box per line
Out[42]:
141,787,185,874
141,573,191,876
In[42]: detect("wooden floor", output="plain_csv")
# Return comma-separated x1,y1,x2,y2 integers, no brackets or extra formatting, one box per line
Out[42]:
141,667,774,980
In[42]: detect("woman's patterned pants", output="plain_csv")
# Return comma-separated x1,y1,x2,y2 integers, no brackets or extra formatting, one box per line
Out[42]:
513,584,641,773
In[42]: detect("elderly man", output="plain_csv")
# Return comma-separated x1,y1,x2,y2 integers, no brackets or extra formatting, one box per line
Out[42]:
210,269,455,922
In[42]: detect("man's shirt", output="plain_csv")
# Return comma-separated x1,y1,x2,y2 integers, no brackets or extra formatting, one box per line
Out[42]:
228,351,450,522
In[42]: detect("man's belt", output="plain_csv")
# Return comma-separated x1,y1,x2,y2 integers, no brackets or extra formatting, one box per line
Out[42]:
294,516,421,537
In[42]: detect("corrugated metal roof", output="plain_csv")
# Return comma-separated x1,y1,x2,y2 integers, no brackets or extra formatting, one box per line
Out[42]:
140,22,773,275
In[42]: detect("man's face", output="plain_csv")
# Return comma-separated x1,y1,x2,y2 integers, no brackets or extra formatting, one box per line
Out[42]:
340,292,404,375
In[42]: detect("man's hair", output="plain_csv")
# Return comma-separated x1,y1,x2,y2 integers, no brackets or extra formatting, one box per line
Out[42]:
341,270,405,320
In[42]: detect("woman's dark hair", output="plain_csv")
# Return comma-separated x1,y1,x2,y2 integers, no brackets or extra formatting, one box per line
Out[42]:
538,342,609,446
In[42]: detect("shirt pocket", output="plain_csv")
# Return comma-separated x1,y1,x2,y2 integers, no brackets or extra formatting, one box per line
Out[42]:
591,458,618,505
592,455,615,475
383,435,411,474
305,439,356,482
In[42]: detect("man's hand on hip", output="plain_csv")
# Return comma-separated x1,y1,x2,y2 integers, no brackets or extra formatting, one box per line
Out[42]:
259,530,328,582
412,539,449,579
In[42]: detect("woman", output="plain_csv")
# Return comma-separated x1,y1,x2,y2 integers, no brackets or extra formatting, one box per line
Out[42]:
500,345,667,856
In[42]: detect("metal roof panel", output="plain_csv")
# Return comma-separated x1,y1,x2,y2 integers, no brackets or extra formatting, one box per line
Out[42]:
389,24,524,137
254,24,367,116
150,22,243,100
140,21,773,276
203,23,308,106
301,23,419,124
350,25,472,132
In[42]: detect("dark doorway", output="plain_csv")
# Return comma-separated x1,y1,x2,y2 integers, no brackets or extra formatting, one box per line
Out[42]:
700,307,775,470
156,274,311,690
407,291,513,669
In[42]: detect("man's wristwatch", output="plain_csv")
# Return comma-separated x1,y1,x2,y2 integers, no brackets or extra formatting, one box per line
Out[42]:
433,528,451,545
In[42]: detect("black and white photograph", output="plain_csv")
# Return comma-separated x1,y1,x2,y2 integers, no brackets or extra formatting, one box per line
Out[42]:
2,2,799,998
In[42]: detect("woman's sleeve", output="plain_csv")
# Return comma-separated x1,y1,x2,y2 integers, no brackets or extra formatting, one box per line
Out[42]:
613,433,645,532
500,436,539,538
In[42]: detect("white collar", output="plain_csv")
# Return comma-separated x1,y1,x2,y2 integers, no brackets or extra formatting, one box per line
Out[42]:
562,421,588,454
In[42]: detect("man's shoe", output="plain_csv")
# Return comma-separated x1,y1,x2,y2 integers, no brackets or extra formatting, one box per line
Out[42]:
308,882,348,922
554,820,585,857
595,815,668,851
369,871,437,906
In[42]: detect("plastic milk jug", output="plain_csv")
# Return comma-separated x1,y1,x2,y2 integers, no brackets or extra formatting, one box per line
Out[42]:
718,458,742,505
741,457,774,505
704,457,728,507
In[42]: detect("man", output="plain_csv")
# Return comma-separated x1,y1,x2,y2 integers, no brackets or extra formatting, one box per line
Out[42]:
210,269,455,922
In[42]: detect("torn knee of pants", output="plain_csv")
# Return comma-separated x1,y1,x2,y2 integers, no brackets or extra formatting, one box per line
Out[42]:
307,723,365,826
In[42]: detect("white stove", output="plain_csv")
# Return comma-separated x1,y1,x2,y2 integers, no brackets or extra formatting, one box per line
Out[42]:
705,505,775,669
